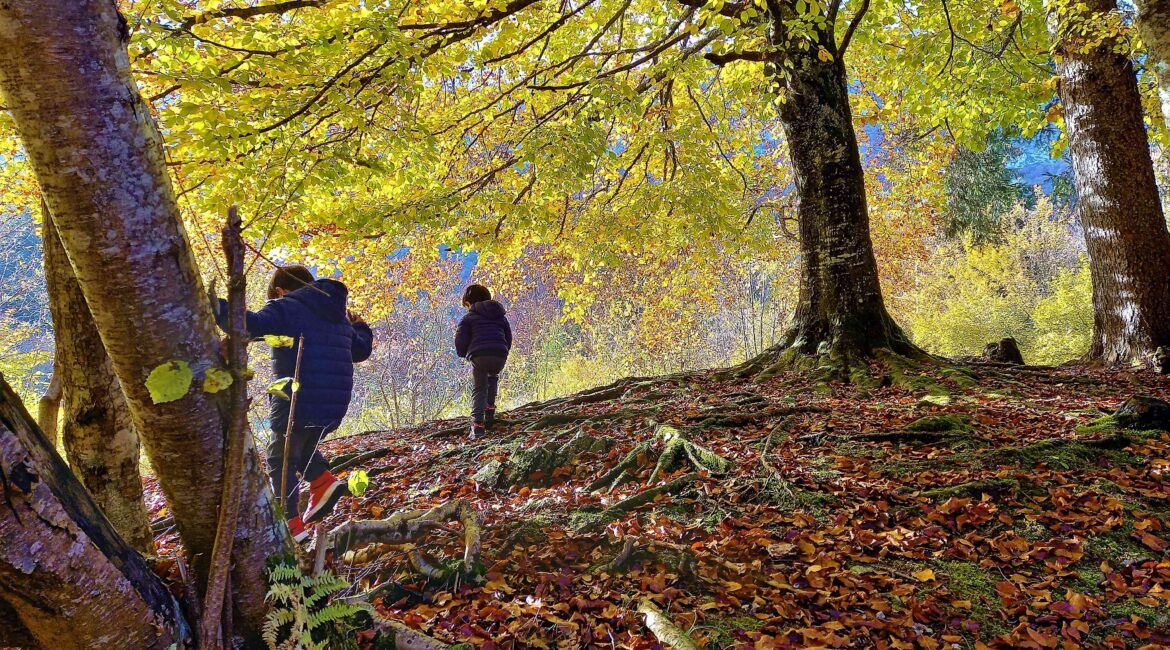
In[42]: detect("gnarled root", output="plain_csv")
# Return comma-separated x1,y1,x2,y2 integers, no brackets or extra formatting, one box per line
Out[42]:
372,615,455,650
329,499,481,573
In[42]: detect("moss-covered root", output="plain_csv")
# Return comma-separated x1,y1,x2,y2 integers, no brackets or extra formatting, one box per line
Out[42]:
648,426,733,483
574,473,698,533
637,600,701,650
330,499,481,572
587,440,652,492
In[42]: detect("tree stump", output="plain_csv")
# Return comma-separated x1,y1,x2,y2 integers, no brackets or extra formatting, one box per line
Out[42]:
982,338,1025,365
1113,395,1170,430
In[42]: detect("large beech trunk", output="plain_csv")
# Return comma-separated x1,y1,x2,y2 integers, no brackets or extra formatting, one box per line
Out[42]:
42,213,154,553
0,0,289,637
1051,0,1170,366
1136,0,1170,129
765,10,914,364
0,375,189,649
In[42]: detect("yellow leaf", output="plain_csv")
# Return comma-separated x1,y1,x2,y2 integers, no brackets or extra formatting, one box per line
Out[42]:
913,568,937,582
202,366,234,394
817,47,833,63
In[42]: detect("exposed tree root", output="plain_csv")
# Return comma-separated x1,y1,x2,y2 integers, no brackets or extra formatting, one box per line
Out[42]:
329,499,481,573
685,404,828,429
574,472,698,533
330,448,391,473
637,600,701,650
477,433,614,488
587,440,653,492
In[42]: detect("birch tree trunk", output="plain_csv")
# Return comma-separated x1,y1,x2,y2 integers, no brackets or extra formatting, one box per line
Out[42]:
758,4,917,376
1136,0,1170,129
1051,0,1170,367
0,0,289,637
0,375,189,649
42,212,154,553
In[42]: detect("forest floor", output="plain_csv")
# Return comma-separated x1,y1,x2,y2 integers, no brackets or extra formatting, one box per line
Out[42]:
151,360,1170,649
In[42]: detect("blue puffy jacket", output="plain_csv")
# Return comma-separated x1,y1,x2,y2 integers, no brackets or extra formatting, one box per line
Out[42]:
455,300,512,359
216,279,373,433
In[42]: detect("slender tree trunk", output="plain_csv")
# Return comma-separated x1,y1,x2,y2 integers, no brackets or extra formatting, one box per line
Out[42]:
0,0,289,638
1051,0,1170,366
36,369,61,448
42,211,155,553
1136,0,1170,129
0,375,189,649
762,7,915,371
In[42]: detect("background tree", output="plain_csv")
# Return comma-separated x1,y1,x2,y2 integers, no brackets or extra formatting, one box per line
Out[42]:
42,210,154,552
1050,0,1170,367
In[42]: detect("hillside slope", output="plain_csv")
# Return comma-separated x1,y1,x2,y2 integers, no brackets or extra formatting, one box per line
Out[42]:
157,362,1170,649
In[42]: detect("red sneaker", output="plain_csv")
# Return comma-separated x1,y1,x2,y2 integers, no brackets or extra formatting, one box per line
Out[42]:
288,515,311,543
303,471,350,524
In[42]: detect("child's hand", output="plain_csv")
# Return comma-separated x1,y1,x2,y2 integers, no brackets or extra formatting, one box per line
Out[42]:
347,310,366,325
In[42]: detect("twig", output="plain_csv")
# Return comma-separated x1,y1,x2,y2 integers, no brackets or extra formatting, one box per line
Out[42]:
280,335,306,513
198,206,250,649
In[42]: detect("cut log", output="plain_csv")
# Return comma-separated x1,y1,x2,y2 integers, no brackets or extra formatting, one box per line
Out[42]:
0,375,189,648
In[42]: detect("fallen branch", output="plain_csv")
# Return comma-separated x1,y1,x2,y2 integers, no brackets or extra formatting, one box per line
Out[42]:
372,615,453,650
637,600,700,650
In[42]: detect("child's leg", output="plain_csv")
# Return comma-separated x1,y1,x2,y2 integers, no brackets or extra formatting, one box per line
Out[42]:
470,359,489,425
298,425,332,485
485,362,502,427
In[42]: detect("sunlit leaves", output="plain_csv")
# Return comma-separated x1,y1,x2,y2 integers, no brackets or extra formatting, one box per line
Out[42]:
202,366,234,394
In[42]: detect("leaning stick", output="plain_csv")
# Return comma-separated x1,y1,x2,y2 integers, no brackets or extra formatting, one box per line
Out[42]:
279,335,305,514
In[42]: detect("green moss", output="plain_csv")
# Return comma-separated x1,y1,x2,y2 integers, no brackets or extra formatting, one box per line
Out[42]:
1084,521,1152,564
934,560,1010,638
906,414,973,433
1106,598,1170,627
990,439,1098,470
922,477,1018,501
1069,565,1104,596
707,613,766,649
940,367,980,389
1014,519,1051,542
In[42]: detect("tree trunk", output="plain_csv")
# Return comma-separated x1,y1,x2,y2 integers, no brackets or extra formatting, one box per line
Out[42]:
1136,0,1170,129
0,0,289,638
42,212,154,554
35,369,61,449
1051,0,1170,366
762,8,916,372
0,374,189,649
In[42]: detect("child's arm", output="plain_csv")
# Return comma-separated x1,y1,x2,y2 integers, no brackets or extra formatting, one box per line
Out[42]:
455,315,471,358
350,317,373,362
504,318,513,350
213,298,286,338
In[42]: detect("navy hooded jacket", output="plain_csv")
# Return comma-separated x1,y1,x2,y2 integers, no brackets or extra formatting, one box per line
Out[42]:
455,300,512,359
216,278,373,434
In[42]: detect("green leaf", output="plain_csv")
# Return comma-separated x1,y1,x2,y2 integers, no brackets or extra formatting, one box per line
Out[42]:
347,469,370,497
264,335,295,348
268,377,293,400
203,366,234,394
146,360,193,404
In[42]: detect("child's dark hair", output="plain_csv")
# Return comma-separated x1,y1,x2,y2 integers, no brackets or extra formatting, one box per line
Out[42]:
268,265,314,300
462,284,492,307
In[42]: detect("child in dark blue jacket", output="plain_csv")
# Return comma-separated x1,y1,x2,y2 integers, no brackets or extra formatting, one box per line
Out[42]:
215,265,373,542
455,284,512,437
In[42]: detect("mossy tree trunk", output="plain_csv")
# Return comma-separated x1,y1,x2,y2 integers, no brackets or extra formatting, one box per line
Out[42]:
758,1,919,375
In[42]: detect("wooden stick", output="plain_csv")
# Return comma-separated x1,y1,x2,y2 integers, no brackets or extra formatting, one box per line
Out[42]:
198,206,250,649
637,600,700,650
280,335,305,514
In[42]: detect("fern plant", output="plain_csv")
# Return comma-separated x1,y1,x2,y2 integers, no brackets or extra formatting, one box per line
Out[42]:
263,561,369,650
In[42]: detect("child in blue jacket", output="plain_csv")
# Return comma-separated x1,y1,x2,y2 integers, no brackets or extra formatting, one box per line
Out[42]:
455,284,512,437
215,265,373,542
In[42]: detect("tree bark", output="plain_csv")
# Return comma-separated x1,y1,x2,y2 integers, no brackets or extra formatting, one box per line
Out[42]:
42,212,154,554
35,369,61,449
0,0,289,638
1051,0,1170,366
762,5,915,369
0,374,189,649
1136,0,1170,129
